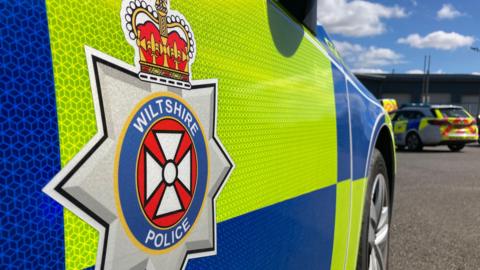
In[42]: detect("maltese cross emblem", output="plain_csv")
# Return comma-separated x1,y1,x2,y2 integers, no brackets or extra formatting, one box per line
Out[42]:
43,47,233,270
139,125,197,225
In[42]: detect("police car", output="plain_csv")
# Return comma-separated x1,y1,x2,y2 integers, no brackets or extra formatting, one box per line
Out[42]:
477,114,480,143
1,0,395,269
393,104,478,152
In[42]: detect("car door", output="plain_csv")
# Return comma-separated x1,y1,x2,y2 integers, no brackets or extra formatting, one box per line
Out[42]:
188,1,349,269
1,0,354,269
407,111,424,133
393,111,409,144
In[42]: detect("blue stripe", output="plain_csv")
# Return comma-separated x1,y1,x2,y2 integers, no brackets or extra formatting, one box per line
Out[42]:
186,185,336,270
0,1,64,269
366,115,386,179
407,120,420,131
348,71,380,103
316,26,343,65
348,81,383,180
332,64,351,182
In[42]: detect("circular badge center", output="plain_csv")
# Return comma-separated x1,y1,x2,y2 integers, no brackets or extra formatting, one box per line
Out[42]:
137,118,198,229
116,94,209,252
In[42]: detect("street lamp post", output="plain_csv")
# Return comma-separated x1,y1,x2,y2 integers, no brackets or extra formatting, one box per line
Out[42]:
470,47,480,118
422,55,431,104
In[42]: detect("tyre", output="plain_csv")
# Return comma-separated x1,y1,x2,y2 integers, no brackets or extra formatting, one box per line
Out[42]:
357,149,391,270
396,145,405,151
448,143,465,152
405,132,423,151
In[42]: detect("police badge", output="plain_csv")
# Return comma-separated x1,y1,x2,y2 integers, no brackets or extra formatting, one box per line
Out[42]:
43,0,233,269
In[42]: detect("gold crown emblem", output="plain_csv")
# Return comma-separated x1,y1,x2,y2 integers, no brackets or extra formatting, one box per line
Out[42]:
122,0,195,89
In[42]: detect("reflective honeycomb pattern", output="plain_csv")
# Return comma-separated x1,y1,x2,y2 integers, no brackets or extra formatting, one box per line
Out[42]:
63,210,97,270
174,0,337,221
45,0,337,268
45,0,134,268
0,0,64,269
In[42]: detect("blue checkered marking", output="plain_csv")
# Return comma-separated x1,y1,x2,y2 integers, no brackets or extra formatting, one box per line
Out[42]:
0,0,64,269
186,186,336,270
407,120,420,131
332,64,351,182
348,81,384,180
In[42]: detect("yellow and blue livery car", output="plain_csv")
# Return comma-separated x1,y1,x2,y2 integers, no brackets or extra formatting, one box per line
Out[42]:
0,0,396,269
393,104,478,152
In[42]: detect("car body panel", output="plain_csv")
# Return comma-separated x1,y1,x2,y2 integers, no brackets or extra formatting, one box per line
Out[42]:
0,0,394,269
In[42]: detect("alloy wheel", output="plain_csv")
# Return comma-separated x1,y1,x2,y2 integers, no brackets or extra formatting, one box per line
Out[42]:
368,173,390,270
406,134,420,151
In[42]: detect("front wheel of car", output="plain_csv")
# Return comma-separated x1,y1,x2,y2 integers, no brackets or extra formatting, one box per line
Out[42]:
448,143,465,152
357,149,391,270
406,132,423,151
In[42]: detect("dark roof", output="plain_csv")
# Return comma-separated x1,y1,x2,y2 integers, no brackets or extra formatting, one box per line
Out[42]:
355,73,480,83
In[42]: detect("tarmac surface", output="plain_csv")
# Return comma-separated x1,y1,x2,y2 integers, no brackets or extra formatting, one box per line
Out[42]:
390,144,480,270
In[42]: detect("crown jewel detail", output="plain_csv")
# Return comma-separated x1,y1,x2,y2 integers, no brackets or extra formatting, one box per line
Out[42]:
123,0,195,89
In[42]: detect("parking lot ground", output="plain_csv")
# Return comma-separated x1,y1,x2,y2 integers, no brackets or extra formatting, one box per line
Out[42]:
390,144,480,270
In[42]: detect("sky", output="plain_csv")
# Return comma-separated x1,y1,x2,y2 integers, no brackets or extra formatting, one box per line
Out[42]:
316,0,480,74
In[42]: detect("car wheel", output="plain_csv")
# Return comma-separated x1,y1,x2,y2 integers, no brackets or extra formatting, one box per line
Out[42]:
448,143,465,152
405,132,422,151
357,149,391,270
396,145,405,151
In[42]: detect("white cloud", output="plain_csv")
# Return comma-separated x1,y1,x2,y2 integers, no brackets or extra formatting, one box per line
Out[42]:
473,72,480,75
398,31,475,50
334,40,403,72
406,69,446,74
358,47,404,67
351,68,387,74
334,41,364,57
317,0,407,37
437,4,463,20
406,69,424,74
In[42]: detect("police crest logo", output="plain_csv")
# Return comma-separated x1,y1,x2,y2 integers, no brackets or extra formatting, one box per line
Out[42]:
43,0,233,269
116,93,209,253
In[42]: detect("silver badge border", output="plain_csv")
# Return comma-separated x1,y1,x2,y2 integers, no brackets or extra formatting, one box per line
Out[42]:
43,46,234,270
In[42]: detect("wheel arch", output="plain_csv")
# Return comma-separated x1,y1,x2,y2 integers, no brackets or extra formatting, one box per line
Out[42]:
405,129,422,142
374,125,396,207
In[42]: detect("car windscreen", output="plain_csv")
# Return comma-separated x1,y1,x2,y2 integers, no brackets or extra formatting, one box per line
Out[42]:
438,108,470,118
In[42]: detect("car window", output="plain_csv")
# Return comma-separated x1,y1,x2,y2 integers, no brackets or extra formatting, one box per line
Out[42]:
406,111,416,120
393,111,407,121
393,110,424,121
438,108,470,118
413,111,424,119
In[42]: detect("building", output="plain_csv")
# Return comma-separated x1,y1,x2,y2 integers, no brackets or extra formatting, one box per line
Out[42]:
356,73,480,116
